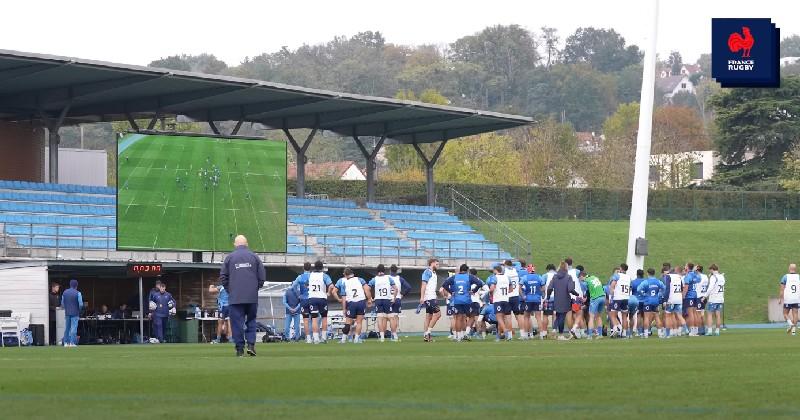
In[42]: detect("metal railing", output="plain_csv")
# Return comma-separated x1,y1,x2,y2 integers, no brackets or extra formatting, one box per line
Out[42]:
0,222,505,267
448,187,532,261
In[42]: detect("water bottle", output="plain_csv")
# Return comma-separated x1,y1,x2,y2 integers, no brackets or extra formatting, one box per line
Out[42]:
195,306,201,319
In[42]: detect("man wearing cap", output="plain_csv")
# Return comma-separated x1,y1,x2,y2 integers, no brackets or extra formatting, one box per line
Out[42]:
61,279,83,347
220,235,266,357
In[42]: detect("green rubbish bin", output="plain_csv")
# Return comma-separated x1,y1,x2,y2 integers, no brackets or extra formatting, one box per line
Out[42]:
177,319,199,343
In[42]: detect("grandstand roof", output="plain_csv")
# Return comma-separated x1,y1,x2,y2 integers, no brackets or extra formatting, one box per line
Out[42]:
0,49,532,144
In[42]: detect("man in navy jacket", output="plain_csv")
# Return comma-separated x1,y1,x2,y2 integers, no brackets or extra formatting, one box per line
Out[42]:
221,235,266,357
150,282,176,343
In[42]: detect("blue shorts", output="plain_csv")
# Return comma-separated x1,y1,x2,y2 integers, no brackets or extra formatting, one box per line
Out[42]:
707,303,723,312
299,299,310,316
495,301,512,315
643,303,660,312
784,303,800,309
345,300,366,318
696,300,705,311
307,298,328,317
424,299,440,314
639,302,645,313
469,302,481,316
446,305,454,316
391,300,402,314
525,301,541,313
509,296,523,315
375,299,392,314
220,306,230,319
665,303,683,313
684,298,698,310
611,300,629,312
453,303,471,315
588,297,605,314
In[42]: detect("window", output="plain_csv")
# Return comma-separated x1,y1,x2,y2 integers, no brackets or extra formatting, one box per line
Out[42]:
649,165,660,183
692,162,703,180
681,82,687,89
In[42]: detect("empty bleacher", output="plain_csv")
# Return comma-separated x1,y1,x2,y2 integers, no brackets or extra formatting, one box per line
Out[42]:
0,180,116,251
0,180,511,265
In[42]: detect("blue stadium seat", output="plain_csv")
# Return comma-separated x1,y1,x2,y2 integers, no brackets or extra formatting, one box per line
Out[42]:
366,202,446,213
288,206,372,218
380,211,459,222
303,226,398,239
289,216,384,228
288,197,357,208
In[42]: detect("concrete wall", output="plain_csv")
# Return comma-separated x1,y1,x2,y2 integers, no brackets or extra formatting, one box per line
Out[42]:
0,122,45,182
45,147,108,186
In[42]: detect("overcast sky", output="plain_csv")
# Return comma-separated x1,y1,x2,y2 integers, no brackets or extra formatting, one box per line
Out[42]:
3,0,798,66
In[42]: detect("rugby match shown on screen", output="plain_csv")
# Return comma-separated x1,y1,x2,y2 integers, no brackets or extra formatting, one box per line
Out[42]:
117,133,287,252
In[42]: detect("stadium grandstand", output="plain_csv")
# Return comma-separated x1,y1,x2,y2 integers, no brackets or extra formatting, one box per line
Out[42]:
0,49,531,341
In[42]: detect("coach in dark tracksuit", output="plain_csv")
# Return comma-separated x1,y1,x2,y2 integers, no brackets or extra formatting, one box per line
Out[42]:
221,235,266,357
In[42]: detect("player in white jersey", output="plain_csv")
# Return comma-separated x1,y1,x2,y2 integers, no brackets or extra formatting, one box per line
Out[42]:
695,265,709,334
608,263,632,338
388,264,409,341
703,264,725,336
420,258,442,342
503,260,523,339
779,263,800,336
341,268,372,343
664,265,686,338
488,264,513,341
369,264,398,342
306,261,334,344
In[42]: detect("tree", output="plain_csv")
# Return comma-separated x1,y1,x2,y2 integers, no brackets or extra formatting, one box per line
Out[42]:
710,76,800,186
528,63,617,131
516,119,581,187
561,27,642,72
779,146,800,191
449,25,539,109
649,106,710,188
435,132,523,185
780,35,800,57
668,51,683,77
583,102,639,188
539,26,560,69
615,64,643,104
149,54,228,74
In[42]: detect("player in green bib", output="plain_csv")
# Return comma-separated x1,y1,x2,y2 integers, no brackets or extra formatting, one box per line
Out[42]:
583,271,607,339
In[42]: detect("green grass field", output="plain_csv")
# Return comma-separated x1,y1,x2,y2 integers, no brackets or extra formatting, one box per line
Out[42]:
117,134,286,252
473,220,800,323
1,331,799,419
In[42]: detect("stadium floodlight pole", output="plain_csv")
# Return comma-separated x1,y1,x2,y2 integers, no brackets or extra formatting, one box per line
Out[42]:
626,0,660,273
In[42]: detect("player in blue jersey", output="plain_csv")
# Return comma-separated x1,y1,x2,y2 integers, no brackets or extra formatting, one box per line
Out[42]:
368,264,398,343
522,264,545,340
291,262,313,343
467,268,487,338
629,269,645,337
478,293,498,340
637,268,666,338
682,262,701,336
440,264,484,342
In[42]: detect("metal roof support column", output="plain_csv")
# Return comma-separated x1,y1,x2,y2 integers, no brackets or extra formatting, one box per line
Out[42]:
283,120,318,198
412,138,448,206
38,101,72,184
207,121,220,135
352,133,386,203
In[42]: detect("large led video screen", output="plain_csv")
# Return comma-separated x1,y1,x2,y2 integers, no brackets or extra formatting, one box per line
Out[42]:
117,132,287,252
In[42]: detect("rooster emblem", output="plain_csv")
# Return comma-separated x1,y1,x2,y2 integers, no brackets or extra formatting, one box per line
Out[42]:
727,26,754,58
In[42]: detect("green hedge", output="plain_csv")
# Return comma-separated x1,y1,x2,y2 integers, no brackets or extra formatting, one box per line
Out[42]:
288,180,800,221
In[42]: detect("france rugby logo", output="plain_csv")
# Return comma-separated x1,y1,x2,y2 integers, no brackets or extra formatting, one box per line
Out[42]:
711,18,780,88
